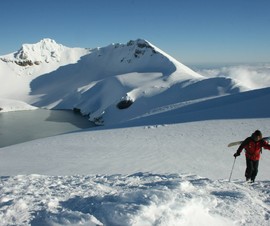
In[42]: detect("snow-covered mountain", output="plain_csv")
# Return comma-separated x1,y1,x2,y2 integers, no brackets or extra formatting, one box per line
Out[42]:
1,39,270,225
0,38,245,125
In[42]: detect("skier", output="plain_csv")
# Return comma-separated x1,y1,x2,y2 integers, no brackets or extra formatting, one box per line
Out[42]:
233,130,270,183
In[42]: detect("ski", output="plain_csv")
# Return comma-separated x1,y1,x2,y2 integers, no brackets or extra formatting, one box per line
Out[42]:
227,141,242,147
227,136,270,147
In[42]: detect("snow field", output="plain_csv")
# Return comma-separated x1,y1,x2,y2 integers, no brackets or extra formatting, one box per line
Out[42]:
2,119,270,180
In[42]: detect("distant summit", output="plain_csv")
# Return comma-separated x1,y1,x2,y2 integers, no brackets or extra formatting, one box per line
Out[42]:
1,39,66,66
0,38,88,66
14,38,64,64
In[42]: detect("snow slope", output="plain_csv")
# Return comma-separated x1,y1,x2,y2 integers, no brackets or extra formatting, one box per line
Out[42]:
1,39,270,225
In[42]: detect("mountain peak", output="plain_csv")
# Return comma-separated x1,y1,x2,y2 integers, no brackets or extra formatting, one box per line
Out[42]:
126,38,156,52
0,39,67,66
21,38,62,49
15,38,64,62
127,38,150,45
33,38,62,50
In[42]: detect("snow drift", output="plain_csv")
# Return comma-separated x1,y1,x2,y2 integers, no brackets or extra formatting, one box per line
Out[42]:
1,173,270,226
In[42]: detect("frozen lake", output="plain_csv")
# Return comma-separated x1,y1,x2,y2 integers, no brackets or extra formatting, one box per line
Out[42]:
0,109,94,148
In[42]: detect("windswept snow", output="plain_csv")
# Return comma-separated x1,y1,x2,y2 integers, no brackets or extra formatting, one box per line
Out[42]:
1,39,270,225
1,173,270,226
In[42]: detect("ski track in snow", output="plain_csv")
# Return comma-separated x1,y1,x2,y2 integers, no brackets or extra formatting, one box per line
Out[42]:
0,173,269,226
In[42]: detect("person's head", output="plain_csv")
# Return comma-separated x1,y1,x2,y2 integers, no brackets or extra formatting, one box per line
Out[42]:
252,130,262,141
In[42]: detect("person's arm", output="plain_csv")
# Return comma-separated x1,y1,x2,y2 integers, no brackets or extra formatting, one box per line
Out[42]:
234,137,250,157
261,139,270,150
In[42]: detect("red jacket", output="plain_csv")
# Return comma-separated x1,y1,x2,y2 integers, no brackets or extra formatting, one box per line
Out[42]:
237,137,270,160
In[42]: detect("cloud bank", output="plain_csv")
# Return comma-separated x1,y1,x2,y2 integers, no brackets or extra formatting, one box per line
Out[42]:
197,64,270,90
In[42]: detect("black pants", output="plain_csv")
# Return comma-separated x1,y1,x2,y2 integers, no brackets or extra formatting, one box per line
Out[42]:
245,157,259,181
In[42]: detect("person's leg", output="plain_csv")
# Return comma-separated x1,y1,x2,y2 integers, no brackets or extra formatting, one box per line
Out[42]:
245,158,253,181
251,160,259,182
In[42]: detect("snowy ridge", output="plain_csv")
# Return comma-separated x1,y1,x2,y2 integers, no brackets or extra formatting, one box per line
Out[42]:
1,173,269,226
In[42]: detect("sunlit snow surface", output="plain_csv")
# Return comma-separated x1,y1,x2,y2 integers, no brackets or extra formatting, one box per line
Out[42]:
1,173,269,226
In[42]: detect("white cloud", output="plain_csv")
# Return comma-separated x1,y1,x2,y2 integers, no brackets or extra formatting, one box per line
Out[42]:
197,64,270,90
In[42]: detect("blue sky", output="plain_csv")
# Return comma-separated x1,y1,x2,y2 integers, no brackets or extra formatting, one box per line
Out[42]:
1,0,269,65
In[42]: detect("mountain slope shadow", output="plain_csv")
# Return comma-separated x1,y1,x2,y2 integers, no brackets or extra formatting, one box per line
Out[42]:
29,48,176,109
111,87,270,128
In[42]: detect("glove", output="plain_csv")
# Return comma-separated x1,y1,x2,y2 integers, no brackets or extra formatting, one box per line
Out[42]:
234,152,240,158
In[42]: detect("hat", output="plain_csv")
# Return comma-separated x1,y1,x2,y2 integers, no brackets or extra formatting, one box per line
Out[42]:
253,130,262,137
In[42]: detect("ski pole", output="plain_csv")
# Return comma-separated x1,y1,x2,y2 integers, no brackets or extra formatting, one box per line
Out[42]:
229,157,236,182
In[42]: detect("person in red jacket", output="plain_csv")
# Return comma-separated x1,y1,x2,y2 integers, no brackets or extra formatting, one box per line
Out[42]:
234,130,270,183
